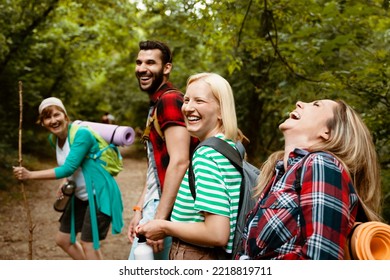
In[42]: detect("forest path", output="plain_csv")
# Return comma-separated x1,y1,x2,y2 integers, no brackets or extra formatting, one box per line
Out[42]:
0,146,146,260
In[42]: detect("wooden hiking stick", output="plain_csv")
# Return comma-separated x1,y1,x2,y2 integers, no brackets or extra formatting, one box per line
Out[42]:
18,81,35,260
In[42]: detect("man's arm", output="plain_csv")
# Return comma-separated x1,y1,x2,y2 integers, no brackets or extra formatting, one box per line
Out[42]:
154,125,191,220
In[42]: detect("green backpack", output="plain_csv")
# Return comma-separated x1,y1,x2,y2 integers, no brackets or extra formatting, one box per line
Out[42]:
50,123,123,176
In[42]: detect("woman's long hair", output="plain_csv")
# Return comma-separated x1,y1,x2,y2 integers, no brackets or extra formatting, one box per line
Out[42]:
255,100,382,221
186,73,239,141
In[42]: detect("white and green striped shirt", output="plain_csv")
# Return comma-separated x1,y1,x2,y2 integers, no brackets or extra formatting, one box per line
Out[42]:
170,135,242,253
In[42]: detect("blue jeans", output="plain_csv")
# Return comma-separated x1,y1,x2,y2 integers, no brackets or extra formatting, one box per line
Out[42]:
128,199,172,260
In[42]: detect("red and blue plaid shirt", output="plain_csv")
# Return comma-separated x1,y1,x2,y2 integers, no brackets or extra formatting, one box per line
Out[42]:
237,148,358,260
147,82,198,191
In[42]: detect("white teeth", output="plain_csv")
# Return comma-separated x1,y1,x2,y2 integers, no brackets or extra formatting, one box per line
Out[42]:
187,116,200,121
290,111,301,120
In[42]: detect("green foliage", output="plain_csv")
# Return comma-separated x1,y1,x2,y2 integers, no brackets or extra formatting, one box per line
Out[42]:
1,0,389,221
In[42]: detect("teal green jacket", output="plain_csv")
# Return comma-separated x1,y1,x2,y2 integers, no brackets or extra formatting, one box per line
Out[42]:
52,123,123,249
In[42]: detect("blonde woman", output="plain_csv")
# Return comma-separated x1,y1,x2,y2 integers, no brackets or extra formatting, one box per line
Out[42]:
137,73,243,259
236,99,382,260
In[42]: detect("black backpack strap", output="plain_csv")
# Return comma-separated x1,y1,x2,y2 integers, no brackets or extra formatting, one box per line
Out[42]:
356,199,369,222
294,154,309,245
188,158,196,199
188,137,243,200
201,137,243,170
294,151,338,245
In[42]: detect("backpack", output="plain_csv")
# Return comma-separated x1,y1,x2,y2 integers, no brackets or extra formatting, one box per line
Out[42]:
142,103,165,142
142,89,180,142
49,123,123,176
188,137,260,259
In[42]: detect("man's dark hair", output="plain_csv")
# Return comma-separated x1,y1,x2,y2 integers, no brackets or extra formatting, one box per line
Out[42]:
139,40,173,64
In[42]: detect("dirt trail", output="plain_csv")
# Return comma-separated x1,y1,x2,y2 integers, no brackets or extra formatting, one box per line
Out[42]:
0,146,146,260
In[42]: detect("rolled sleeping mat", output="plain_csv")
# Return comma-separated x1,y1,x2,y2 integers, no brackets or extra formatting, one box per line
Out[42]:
73,120,135,146
344,221,390,260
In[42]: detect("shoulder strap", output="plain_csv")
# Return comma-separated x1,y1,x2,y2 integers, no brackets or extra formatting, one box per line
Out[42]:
143,89,181,142
201,137,243,170
152,108,165,141
48,123,78,148
68,123,79,146
48,134,56,149
235,140,246,159
188,137,243,200
294,154,310,245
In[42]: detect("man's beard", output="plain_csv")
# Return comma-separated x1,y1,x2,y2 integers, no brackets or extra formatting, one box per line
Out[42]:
138,70,165,95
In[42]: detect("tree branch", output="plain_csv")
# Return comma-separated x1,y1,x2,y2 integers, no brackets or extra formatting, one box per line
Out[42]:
0,0,59,75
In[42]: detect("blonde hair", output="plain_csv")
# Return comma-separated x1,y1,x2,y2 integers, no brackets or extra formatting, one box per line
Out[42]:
186,73,239,141
255,100,382,221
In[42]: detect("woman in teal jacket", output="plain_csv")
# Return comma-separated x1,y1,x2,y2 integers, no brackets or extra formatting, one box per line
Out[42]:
13,97,123,260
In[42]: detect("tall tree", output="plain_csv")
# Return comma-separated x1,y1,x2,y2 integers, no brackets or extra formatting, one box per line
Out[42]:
1,0,388,220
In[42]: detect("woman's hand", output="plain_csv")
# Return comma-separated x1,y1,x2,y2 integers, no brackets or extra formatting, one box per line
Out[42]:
136,220,167,253
12,166,30,180
136,219,168,241
56,184,64,199
56,179,69,199
137,214,230,248
13,166,56,180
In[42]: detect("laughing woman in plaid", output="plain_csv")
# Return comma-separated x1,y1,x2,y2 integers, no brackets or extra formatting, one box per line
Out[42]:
236,99,382,260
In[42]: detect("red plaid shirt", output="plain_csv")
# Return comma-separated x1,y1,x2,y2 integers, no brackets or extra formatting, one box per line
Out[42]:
237,149,358,260
147,82,199,191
